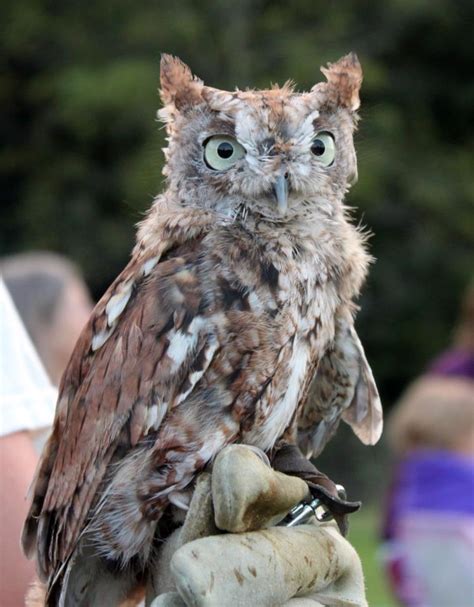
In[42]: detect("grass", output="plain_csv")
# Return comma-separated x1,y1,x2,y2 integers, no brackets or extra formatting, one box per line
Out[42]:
348,507,397,607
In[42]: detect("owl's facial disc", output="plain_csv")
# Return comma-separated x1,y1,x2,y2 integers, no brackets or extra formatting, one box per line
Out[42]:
159,54,361,220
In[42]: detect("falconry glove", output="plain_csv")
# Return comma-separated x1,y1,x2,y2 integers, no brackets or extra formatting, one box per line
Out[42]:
147,445,367,607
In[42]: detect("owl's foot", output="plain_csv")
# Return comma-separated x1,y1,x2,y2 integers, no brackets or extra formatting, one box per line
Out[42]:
271,442,360,536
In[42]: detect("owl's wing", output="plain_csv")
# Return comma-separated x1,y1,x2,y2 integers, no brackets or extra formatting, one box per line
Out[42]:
22,206,218,580
298,312,383,458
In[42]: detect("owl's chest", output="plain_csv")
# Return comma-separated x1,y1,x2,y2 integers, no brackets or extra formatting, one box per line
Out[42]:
215,248,336,364
242,335,314,452
275,257,336,342
240,267,337,452
205,226,332,324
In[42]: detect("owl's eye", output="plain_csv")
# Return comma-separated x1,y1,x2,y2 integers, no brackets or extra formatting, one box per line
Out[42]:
203,136,246,171
311,132,335,167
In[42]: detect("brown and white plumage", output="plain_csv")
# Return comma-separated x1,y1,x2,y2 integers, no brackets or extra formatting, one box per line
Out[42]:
22,53,382,605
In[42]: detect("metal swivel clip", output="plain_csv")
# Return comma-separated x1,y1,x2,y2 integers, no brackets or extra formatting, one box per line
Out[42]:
281,484,347,527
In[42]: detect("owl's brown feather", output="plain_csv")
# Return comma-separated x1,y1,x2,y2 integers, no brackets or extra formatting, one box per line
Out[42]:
23,205,217,577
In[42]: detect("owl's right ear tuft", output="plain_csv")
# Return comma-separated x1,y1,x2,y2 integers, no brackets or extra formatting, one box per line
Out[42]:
319,52,363,112
159,54,204,112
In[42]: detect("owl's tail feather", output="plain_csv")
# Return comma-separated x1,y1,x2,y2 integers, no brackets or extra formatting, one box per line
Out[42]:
22,432,60,563
44,537,144,607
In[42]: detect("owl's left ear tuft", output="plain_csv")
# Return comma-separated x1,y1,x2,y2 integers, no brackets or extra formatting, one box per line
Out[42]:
320,52,363,112
160,54,204,111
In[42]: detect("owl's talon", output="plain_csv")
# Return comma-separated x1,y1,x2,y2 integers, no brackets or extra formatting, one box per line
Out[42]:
271,443,360,535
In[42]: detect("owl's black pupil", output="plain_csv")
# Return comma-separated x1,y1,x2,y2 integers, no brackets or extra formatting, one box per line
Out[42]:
311,139,325,156
217,142,233,159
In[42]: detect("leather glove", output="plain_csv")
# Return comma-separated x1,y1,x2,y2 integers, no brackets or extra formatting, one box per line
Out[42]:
147,445,367,607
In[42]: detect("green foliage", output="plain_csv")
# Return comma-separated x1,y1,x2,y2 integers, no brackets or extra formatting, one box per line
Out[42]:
1,0,473,404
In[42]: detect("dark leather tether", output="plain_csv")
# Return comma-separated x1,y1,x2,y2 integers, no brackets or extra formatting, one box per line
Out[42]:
271,443,360,536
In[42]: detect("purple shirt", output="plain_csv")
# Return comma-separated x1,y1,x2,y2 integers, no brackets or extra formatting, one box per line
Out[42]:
428,348,474,379
383,449,474,540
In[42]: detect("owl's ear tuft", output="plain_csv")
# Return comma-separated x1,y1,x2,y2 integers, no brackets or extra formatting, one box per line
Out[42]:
159,54,204,111
320,52,363,112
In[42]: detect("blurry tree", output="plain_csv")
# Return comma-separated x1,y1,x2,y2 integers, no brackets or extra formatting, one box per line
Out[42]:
1,0,473,411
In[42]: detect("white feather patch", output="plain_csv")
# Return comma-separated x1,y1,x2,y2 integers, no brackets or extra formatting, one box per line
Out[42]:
249,342,310,452
168,491,191,511
248,291,264,313
197,429,227,462
167,331,194,370
145,402,168,433
106,281,134,326
167,317,205,372
142,256,159,276
175,337,219,405
91,326,115,351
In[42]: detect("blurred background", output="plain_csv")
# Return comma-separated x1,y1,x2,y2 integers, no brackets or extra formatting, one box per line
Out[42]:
1,0,473,605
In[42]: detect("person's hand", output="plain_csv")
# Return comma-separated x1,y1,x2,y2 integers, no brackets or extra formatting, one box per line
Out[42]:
147,445,367,607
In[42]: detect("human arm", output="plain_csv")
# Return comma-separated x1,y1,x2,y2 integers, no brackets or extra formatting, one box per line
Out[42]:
0,431,38,607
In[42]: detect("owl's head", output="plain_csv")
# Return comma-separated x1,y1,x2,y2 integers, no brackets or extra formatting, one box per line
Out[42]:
158,53,362,222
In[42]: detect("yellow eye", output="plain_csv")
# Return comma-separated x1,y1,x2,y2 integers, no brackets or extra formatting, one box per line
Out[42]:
310,132,335,167
204,135,246,171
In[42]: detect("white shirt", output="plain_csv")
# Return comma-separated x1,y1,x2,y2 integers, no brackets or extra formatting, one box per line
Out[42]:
0,279,56,441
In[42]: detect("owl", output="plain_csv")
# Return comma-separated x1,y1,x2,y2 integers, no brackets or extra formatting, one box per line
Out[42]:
22,53,382,605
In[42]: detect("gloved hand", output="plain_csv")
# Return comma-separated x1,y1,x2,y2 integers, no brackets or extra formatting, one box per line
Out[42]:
146,445,367,607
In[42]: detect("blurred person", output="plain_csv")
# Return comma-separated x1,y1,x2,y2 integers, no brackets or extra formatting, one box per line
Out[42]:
1,252,93,386
0,282,57,606
0,253,93,606
381,286,474,607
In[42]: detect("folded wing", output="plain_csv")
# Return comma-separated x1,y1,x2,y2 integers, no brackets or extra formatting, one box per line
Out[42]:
298,311,383,458
21,206,217,581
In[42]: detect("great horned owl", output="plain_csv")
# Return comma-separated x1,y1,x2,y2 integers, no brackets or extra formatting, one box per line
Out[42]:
22,53,382,604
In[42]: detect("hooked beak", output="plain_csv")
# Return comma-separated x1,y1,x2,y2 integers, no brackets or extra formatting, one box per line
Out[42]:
272,172,289,215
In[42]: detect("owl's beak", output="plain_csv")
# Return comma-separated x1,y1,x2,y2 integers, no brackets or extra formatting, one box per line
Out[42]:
272,172,289,215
